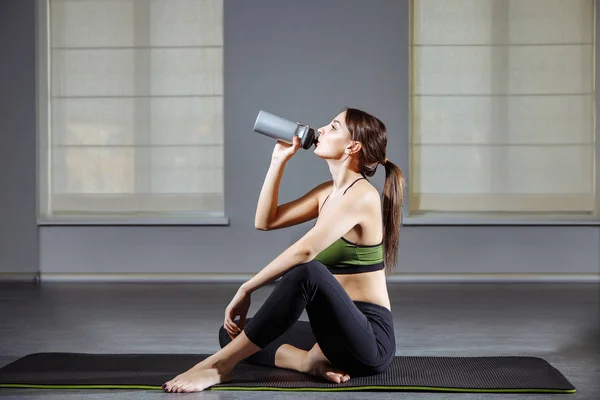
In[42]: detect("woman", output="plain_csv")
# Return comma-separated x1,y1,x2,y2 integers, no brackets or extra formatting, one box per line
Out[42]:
163,107,406,393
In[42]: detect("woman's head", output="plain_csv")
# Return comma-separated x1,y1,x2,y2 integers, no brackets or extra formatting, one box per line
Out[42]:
315,108,387,172
316,107,406,275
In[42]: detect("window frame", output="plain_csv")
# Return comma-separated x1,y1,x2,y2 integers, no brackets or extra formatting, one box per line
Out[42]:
35,0,229,226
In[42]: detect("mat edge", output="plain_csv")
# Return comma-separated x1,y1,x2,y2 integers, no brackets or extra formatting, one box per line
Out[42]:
0,384,577,393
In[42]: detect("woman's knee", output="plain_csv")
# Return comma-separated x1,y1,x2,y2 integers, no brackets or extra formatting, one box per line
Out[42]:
218,324,230,348
282,259,326,282
218,317,256,348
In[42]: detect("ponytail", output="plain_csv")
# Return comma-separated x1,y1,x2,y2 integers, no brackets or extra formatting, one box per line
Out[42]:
381,160,406,274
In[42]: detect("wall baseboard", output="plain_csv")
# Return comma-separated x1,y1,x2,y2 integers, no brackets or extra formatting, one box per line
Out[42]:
0,273,40,284
1,273,598,284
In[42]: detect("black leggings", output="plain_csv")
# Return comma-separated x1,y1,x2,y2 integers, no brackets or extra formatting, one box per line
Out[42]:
218,259,395,377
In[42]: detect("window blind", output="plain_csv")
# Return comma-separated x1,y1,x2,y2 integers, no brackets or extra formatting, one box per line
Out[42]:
410,0,596,216
40,0,224,218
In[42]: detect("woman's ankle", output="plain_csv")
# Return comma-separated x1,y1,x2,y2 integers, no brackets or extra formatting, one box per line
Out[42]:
302,343,331,376
210,358,235,377
274,344,310,373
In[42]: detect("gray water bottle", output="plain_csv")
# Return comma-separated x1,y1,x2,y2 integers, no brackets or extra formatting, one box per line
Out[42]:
253,110,319,150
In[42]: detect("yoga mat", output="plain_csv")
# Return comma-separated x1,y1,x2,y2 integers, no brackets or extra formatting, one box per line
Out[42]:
0,353,576,393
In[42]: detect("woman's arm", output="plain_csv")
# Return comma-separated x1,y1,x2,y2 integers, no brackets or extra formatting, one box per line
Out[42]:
254,159,287,230
240,188,373,294
240,241,312,294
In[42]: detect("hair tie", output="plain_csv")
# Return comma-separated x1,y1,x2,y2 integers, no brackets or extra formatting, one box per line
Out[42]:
382,157,388,165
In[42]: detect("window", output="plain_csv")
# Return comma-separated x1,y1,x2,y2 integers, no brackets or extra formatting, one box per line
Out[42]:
409,0,597,219
38,0,224,222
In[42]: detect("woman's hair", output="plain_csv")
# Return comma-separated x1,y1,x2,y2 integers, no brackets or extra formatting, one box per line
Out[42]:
343,107,406,275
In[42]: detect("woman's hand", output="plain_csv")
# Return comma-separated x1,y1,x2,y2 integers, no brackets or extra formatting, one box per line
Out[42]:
271,135,301,163
224,287,252,340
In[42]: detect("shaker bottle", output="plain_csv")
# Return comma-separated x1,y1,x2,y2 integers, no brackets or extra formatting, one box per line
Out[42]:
253,110,319,150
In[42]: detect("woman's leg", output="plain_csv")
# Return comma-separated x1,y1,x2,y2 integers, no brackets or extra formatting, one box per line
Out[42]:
163,259,393,392
242,259,394,377
218,319,316,368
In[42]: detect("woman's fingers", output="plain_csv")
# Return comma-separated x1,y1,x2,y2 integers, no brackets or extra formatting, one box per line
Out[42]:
225,320,235,334
224,319,241,336
226,317,241,332
229,324,241,335
237,316,246,331
224,305,243,338
225,325,240,340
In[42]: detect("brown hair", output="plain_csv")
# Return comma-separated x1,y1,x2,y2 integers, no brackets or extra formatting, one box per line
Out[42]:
343,107,406,275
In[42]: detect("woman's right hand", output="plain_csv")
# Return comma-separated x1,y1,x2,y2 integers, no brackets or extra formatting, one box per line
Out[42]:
224,287,252,340
272,135,301,163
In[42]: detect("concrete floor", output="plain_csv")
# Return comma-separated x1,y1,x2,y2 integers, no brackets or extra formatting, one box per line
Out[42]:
0,281,598,399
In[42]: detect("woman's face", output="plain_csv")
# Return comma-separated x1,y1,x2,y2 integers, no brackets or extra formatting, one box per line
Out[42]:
314,111,353,159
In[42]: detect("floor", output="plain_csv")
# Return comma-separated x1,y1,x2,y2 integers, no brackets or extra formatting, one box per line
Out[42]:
0,281,598,399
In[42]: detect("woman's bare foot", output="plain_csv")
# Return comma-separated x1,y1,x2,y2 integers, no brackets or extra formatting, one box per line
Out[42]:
162,363,233,393
303,343,350,384
162,329,263,392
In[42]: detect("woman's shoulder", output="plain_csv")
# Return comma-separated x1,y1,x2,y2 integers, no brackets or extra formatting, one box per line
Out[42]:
351,177,379,198
325,179,378,207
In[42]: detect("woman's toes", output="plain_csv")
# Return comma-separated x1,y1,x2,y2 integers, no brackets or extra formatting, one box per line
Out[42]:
326,372,341,383
327,371,350,383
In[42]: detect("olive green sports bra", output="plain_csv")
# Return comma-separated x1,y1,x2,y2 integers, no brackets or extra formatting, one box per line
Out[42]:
313,177,385,274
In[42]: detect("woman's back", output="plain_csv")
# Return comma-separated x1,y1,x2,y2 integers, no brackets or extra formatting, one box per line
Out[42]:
314,178,391,311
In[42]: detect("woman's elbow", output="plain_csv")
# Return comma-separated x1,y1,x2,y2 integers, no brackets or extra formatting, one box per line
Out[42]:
255,222,270,231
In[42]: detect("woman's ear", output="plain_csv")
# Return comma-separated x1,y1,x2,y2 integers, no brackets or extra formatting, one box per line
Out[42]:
347,141,361,154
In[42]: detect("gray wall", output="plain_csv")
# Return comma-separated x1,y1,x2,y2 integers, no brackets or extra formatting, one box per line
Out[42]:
1,0,598,281
0,0,39,279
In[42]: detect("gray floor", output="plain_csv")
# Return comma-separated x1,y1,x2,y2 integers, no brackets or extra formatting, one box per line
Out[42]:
0,281,598,399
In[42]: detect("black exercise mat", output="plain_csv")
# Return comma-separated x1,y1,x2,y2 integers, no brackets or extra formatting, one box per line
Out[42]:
0,353,576,393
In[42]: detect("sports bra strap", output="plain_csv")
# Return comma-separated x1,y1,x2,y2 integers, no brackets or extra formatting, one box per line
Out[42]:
343,177,366,195
319,177,366,212
319,195,329,213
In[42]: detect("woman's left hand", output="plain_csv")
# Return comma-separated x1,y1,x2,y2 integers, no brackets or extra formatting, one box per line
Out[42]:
224,287,251,340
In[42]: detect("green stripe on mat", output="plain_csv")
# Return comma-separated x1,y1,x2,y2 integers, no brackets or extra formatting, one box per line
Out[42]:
0,384,577,393
0,353,576,393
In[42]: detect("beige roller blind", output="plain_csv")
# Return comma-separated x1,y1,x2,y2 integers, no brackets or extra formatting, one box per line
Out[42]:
41,0,224,218
410,0,596,215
